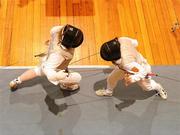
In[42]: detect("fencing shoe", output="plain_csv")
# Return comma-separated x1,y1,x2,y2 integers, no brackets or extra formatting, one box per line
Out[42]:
95,89,113,97
156,84,167,100
9,78,21,91
60,84,79,91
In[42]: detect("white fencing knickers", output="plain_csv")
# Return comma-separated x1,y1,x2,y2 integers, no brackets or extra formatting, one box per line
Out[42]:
33,66,82,86
107,64,163,92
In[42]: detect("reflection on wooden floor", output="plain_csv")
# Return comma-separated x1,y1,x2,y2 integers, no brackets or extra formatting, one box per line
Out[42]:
0,0,179,66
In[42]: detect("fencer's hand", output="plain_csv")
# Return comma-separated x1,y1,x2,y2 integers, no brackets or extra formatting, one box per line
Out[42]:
65,68,69,77
124,73,134,86
57,70,69,79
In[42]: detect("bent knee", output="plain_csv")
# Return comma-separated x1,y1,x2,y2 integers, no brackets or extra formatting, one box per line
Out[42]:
138,79,159,91
141,86,154,91
33,67,43,76
47,74,57,82
70,72,82,83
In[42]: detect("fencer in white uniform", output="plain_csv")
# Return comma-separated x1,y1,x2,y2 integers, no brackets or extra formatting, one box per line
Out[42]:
96,37,167,99
9,24,84,91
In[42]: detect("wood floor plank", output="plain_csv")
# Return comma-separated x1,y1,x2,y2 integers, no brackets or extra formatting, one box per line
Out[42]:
164,0,180,64
154,0,176,65
128,0,146,58
32,0,41,65
0,0,8,64
1,0,15,65
0,0,179,66
135,0,154,65
10,1,21,66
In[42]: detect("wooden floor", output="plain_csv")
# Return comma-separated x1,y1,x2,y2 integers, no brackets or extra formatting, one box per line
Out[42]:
0,0,179,66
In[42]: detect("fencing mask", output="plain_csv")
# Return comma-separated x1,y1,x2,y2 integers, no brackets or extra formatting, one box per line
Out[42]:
100,37,121,61
61,24,84,48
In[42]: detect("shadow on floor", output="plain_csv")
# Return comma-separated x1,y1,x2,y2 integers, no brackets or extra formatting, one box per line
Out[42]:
11,76,79,115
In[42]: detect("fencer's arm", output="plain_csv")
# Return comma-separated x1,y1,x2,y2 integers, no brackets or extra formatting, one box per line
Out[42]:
50,26,64,37
123,62,148,83
118,38,143,82
43,52,68,83
44,26,63,46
